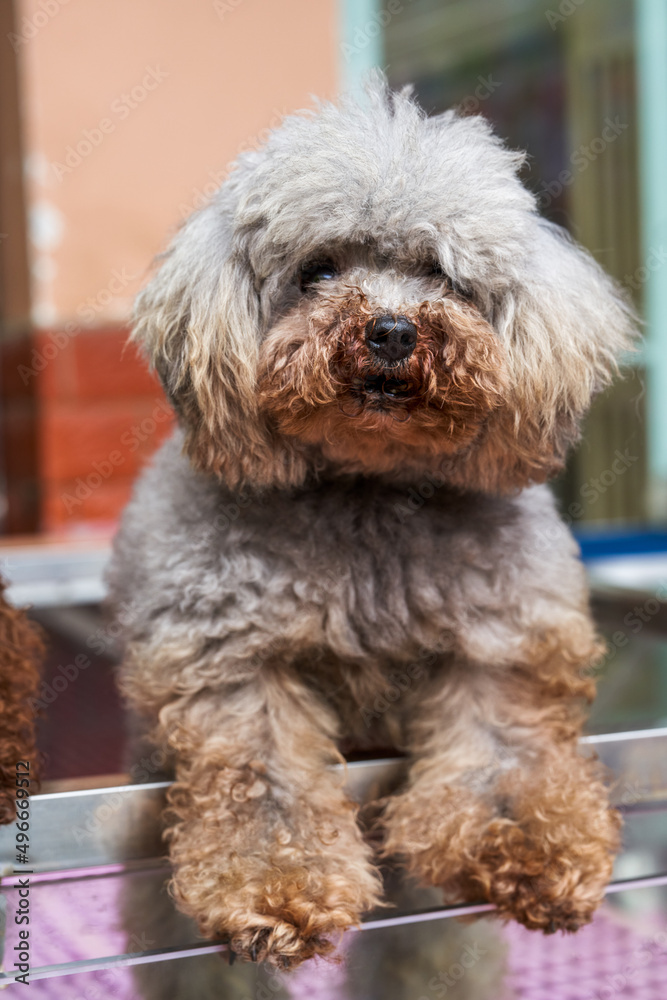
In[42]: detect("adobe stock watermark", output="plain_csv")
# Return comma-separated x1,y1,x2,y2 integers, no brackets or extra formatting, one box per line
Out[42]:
239,971,286,1000
72,747,175,845
50,66,169,182
76,934,155,1000
535,446,639,544
582,581,667,681
360,629,455,727
87,600,141,655
179,167,227,219
545,0,586,30
27,601,142,710
246,574,342,671
467,739,517,795
417,940,487,999
536,117,628,210
60,398,173,514
29,652,91,711
213,0,246,18
457,75,502,115
69,714,189,846
341,0,416,62
17,265,137,385
624,246,667,291
7,0,71,52
199,489,255,544
178,107,288,219
393,463,448,522
585,929,667,1000
617,776,648,807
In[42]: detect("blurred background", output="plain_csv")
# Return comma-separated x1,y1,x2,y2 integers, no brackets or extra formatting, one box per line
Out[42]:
1,0,666,539
1,0,667,768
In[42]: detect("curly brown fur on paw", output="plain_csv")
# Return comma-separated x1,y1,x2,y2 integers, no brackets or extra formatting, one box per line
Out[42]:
166,759,383,970
383,751,620,933
229,918,333,969
0,579,43,824
172,854,379,968
453,812,620,932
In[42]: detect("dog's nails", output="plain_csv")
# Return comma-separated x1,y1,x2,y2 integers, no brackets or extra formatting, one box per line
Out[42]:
228,947,236,966
250,943,258,962
546,920,557,935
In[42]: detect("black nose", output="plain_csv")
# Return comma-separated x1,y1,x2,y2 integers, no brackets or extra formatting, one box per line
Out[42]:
365,314,417,363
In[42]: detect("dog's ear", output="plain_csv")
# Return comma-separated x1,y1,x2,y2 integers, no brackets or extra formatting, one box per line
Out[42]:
132,201,307,489
446,220,639,493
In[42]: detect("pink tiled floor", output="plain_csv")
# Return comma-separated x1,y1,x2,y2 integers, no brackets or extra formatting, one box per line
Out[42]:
3,867,666,997
503,910,667,999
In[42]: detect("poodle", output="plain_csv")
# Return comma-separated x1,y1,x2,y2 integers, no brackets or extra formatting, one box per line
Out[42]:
107,78,636,969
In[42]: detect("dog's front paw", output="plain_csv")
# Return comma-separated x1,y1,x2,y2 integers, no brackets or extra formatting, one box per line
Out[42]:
228,914,338,969
450,812,619,932
173,853,381,969
383,755,620,933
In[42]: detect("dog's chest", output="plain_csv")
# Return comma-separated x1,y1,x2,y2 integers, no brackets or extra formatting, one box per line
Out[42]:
223,479,514,662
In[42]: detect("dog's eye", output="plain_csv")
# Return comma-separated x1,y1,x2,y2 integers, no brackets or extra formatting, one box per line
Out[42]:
454,283,474,301
429,261,451,283
430,262,474,300
300,262,338,289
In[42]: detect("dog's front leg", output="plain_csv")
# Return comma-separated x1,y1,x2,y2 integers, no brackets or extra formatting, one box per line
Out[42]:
382,619,620,932
157,670,381,969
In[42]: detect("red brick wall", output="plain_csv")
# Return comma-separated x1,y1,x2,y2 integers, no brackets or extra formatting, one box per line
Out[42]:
2,328,174,534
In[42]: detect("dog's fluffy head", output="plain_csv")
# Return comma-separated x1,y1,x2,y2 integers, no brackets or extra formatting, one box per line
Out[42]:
133,77,637,492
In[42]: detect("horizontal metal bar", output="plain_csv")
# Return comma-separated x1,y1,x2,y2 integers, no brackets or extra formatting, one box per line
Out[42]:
0,858,168,888
605,872,667,894
3,789,663,892
2,731,666,875
33,779,171,804
356,901,496,931
0,942,229,984
582,726,667,743
3,787,662,890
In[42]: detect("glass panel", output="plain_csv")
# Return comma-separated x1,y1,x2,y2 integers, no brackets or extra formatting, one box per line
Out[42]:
2,878,666,997
1,766,666,990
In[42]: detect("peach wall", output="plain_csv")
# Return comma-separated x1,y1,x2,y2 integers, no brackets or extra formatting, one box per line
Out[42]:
15,0,339,327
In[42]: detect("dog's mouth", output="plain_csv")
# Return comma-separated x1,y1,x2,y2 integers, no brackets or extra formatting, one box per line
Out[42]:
356,373,412,400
